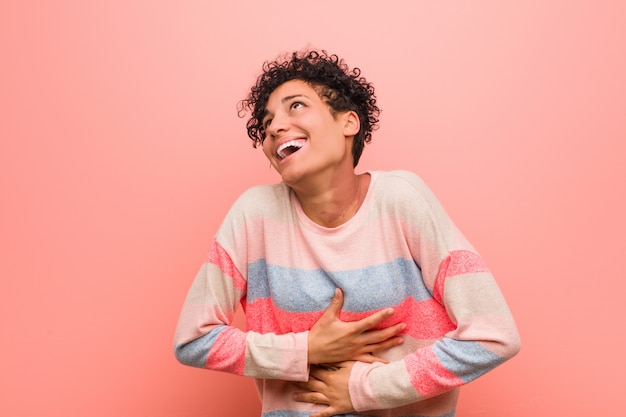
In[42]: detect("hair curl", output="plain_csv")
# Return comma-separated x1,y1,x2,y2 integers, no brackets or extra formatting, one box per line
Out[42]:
237,50,380,167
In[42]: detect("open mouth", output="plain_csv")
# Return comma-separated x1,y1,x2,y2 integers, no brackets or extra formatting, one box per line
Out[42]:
276,139,306,160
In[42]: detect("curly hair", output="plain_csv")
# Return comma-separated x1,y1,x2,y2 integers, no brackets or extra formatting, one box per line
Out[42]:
237,50,380,167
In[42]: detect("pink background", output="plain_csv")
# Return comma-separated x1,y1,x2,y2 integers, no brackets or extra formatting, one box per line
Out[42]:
1,1,624,416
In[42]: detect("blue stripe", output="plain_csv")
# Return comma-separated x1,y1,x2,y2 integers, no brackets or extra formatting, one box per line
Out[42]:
262,411,310,417
174,325,227,368
262,410,455,417
433,338,506,383
247,258,432,312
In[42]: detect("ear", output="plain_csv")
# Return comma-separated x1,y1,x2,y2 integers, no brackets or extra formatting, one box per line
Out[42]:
342,111,360,137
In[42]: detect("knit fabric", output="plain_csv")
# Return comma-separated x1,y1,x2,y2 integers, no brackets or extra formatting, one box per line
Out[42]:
174,170,520,417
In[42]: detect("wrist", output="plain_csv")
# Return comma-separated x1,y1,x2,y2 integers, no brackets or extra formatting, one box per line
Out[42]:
306,330,320,364
348,361,385,412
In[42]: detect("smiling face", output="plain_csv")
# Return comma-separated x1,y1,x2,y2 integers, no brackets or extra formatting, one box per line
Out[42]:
261,80,359,188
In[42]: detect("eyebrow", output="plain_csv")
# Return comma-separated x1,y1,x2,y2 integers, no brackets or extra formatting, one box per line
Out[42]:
262,94,309,122
281,94,307,103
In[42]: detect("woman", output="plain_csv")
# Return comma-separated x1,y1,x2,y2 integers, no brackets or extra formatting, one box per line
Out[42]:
174,50,520,417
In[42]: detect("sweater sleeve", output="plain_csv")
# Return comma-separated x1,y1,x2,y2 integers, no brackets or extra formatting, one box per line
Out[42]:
173,238,310,382
348,172,521,411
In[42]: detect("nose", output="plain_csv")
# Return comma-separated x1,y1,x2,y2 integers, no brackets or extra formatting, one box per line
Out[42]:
265,111,289,138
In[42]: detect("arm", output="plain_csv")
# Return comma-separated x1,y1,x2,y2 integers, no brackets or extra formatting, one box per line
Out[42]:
347,174,521,411
173,239,310,381
174,240,406,381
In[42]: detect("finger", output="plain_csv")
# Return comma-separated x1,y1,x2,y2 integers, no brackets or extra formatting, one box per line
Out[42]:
308,366,336,383
309,407,337,417
361,322,406,345
313,360,356,375
353,353,389,364
292,380,311,390
352,307,396,332
319,288,344,321
316,363,340,371
292,391,329,406
308,402,351,417
293,377,324,391
368,332,405,349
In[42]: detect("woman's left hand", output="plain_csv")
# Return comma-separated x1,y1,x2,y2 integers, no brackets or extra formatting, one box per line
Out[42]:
293,361,356,417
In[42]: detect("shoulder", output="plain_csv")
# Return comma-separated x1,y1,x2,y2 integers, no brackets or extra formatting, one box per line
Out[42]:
372,170,433,201
221,182,293,227
216,182,292,244
229,182,291,215
369,170,451,221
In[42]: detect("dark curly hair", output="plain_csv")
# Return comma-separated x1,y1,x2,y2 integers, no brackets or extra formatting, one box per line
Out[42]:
237,50,380,167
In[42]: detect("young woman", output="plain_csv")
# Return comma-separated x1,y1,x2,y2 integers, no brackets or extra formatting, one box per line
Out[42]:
174,50,520,417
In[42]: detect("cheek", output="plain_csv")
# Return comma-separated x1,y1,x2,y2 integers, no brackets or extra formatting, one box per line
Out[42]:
262,140,273,160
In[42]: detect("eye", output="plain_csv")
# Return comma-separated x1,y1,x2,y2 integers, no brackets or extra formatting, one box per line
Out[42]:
263,118,272,129
290,101,305,110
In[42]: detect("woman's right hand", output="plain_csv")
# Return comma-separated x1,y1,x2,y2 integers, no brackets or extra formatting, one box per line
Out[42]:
307,288,406,365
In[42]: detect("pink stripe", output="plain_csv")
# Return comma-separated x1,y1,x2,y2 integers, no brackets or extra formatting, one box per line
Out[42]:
206,328,247,375
339,298,454,340
433,250,489,303
446,250,490,276
206,240,246,291
225,215,415,270
246,298,322,333
390,297,456,339
404,347,464,398
246,296,455,340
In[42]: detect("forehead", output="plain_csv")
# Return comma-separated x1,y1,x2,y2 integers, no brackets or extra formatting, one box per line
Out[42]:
266,80,320,106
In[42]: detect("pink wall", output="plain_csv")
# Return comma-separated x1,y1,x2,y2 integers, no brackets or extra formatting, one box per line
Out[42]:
1,1,624,416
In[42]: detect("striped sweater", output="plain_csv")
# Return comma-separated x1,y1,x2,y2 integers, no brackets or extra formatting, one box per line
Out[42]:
174,170,520,417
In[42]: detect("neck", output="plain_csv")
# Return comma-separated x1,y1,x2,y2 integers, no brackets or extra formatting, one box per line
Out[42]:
293,172,370,228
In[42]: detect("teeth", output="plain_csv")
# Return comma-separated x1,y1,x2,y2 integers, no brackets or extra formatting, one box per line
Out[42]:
277,139,306,159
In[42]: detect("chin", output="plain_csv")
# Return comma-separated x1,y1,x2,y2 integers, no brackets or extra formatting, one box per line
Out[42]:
277,168,305,186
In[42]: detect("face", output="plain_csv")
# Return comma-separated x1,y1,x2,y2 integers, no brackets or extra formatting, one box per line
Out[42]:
261,80,359,187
